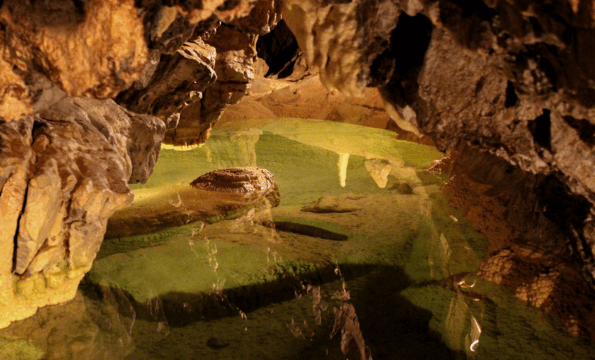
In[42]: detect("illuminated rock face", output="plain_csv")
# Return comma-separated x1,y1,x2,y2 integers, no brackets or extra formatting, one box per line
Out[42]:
0,96,164,329
0,0,148,120
190,167,280,206
0,0,594,331
0,0,274,327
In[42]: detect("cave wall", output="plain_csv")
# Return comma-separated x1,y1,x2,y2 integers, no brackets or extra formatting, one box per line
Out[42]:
0,0,594,329
0,0,281,328
280,0,595,282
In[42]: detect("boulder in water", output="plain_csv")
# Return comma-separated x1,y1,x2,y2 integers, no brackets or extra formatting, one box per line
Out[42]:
190,167,280,206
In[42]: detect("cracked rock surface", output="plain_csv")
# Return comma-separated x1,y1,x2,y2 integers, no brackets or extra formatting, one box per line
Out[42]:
0,93,164,328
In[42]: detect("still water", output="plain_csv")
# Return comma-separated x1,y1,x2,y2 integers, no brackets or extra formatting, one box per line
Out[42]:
1,118,593,359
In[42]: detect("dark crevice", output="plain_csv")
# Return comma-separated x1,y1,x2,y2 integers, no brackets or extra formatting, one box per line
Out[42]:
474,76,486,96
72,0,87,18
527,16,543,37
563,115,595,147
562,27,574,45
216,0,241,11
256,20,300,79
389,13,432,79
504,81,518,107
369,12,433,87
438,0,499,49
374,13,433,107
539,56,558,91
536,174,593,262
11,175,29,275
528,109,551,150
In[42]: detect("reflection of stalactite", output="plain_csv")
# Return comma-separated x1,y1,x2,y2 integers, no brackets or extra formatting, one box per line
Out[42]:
205,130,261,168
330,302,373,360
231,132,259,167
445,290,481,355
205,146,212,163
338,153,349,187
364,159,391,188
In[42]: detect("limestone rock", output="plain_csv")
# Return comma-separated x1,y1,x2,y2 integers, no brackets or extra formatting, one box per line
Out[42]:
0,95,165,328
14,156,62,275
0,52,33,121
148,7,198,54
279,0,595,291
126,112,167,184
173,0,258,24
281,0,400,97
164,25,257,146
0,0,148,118
442,143,595,338
190,167,280,205
364,159,392,189
117,38,218,120
0,118,34,289
206,25,257,83
231,0,281,35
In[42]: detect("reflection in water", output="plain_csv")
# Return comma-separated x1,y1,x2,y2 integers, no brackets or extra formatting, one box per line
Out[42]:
1,119,594,359
338,153,349,188
364,159,391,188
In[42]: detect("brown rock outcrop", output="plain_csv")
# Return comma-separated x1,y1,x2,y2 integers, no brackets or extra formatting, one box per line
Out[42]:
117,38,217,120
0,95,164,328
0,0,148,121
190,167,280,206
279,0,595,283
437,143,595,339
163,24,261,146
232,0,281,35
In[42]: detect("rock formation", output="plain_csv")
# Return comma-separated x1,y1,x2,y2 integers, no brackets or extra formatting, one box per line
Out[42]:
0,93,164,328
0,0,270,327
436,143,595,338
191,167,280,205
0,0,595,335
281,0,595,279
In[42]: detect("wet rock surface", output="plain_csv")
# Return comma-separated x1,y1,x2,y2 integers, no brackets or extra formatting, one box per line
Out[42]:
191,167,280,203
275,0,595,328
438,143,595,339
0,0,594,347
0,97,164,328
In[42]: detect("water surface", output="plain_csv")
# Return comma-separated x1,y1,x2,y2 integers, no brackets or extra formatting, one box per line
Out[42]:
1,119,593,360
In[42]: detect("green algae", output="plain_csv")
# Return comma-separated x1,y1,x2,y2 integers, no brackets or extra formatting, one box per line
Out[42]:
273,217,351,240
84,118,595,359
400,279,595,360
98,222,204,260
90,236,272,303
0,339,44,360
